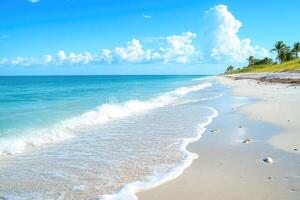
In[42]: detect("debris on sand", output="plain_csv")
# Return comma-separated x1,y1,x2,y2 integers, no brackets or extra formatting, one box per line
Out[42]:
210,128,220,134
262,157,273,163
242,139,252,144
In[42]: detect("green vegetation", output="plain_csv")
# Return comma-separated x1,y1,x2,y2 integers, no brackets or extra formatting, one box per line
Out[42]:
225,41,300,74
247,56,274,66
228,58,300,73
225,65,234,73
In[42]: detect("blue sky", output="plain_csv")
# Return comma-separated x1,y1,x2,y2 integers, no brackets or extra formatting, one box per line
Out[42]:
0,0,299,75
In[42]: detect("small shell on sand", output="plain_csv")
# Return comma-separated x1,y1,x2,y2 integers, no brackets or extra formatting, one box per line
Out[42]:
210,128,220,133
262,157,273,163
242,139,252,144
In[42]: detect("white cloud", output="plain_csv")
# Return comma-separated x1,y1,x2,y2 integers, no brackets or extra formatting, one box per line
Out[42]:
114,39,153,63
28,0,40,3
43,54,54,64
102,34,199,64
57,51,96,64
0,4,269,67
58,50,67,61
3,56,38,66
11,57,28,65
100,49,113,64
160,32,200,63
0,58,8,65
0,34,199,66
68,52,95,64
142,13,152,19
202,5,268,62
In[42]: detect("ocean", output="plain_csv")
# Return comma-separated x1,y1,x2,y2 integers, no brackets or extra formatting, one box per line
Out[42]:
0,75,222,199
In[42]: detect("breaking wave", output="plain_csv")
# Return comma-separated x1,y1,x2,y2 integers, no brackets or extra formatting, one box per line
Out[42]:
0,83,212,158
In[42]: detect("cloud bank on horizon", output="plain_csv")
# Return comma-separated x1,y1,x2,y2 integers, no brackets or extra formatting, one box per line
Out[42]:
0,5,268,66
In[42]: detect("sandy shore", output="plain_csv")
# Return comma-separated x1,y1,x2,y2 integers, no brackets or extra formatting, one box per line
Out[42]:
138,74,300,200
221,73,300,154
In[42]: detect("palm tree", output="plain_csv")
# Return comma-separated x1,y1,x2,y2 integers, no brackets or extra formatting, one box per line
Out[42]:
292,42,300,58
271,41,286,63
284,48,294,61
247,56,257,66
225,65,234,73
278,46,294,62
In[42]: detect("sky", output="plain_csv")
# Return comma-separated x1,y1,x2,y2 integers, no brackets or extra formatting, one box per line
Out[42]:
0,0,299,75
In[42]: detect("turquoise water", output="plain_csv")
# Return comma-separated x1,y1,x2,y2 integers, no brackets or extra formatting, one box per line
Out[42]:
0,75,222,199
0,76,202,135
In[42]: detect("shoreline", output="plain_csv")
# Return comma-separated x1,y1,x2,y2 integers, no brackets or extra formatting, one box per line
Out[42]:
138,74,300,200
0,77,218,199
220,74,300,154
0,81,212,159
100,107,218,200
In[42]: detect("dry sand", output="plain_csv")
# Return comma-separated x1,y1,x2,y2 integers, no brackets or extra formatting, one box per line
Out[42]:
138,74,300,200
221,73,300,154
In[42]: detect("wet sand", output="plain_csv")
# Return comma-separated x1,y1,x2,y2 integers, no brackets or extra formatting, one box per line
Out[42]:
138,74,300,200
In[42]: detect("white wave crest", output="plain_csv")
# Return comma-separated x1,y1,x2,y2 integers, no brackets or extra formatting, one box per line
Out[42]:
0,83,212,158
174,83,211,96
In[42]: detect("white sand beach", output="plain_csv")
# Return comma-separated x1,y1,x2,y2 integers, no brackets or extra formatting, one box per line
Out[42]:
138,74,300,200
221,73,300,154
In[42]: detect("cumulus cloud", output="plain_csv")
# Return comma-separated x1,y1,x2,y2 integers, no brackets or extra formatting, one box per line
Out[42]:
0,33,200,66
160,32,201,63
114,39,153,63
68,52,95,64
0,58,8,65
0,4,269,66
96,35,199,64
100,49,113,64
56,51,97,64
202,5,269,62
1,56,38,66
43,54,54,63
106,34,200,64
10,57,25,65
58,50,67,61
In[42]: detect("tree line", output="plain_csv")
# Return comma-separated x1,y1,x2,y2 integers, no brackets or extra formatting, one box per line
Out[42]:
225,41,300,73
271,41,300,63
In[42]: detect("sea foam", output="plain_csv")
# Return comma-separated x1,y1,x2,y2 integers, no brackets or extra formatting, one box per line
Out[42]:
0,83,212,158
99,107,218,200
